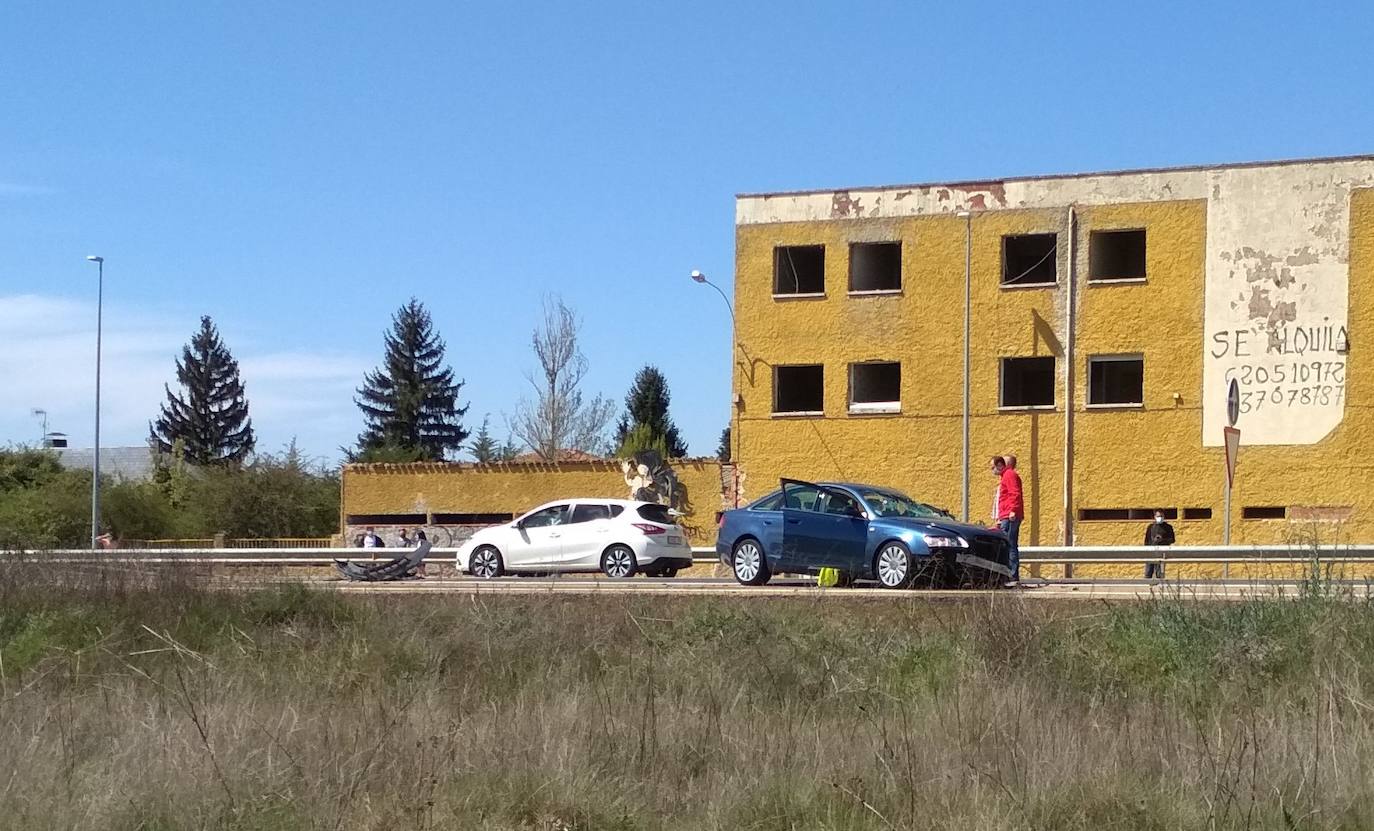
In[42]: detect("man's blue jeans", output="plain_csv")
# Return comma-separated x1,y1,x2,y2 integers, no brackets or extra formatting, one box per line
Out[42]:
999,517,1022,581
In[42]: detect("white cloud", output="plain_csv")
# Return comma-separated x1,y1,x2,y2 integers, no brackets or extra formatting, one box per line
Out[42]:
0,294,367,462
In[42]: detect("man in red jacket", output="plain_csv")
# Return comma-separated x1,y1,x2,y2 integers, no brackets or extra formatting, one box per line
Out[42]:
992,455,1024,584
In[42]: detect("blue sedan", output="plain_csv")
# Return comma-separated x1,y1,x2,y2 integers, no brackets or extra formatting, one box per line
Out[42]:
716,479,1013,588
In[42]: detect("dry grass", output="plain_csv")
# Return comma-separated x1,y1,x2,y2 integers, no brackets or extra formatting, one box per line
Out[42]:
1,562,1373,830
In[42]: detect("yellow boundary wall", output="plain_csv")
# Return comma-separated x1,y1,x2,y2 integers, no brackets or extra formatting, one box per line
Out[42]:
341,459,729,546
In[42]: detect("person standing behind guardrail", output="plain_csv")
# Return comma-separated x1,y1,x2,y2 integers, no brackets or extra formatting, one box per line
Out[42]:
992,455,1024,586
1144,510,1174,580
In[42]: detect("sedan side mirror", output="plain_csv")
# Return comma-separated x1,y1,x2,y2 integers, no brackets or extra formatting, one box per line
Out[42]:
845,505,866,519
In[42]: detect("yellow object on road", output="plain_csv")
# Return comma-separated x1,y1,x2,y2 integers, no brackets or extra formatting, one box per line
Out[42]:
817,567,841,588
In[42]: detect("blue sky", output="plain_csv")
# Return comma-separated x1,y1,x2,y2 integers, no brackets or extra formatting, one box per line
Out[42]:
3,2,1371,463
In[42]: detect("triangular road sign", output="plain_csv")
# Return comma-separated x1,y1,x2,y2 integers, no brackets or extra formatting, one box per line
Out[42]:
1223,426,1240,487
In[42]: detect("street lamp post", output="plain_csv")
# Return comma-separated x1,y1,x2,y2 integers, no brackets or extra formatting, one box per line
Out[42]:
956,211,973,523
86,255,104,549
691,269,741,499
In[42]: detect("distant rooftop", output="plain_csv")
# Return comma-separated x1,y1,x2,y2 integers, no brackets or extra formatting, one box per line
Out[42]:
56,446,158,481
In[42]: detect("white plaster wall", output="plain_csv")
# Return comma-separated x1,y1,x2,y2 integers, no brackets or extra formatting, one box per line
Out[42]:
736,158,1374,446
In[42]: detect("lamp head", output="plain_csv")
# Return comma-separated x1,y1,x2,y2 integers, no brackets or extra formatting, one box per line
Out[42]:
86,255,104,263
690,269,706,283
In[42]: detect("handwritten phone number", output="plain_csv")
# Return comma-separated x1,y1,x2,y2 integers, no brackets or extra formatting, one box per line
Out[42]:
1239,385,1344,413
1226,361,1345,386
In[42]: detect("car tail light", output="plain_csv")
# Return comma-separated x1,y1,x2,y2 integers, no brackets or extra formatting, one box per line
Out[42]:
632,523,667,535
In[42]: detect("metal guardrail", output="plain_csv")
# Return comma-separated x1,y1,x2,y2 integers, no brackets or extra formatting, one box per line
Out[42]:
17,547,723,566
17,544,1374,565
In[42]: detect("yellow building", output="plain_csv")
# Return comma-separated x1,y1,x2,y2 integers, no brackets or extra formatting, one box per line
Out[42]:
731,156,1374,548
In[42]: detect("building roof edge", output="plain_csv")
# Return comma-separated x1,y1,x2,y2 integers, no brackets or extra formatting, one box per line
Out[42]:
734,153,1374,201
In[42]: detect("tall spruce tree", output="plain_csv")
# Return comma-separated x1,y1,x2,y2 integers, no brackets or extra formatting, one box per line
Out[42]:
150,316,256,465
716,425,732,462
614,365,687,457
354,299,469,460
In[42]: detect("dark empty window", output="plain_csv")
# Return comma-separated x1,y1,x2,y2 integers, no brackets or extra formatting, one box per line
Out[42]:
431,512,515,525
1079,508,1178,521
1088,356,1144,406
774,245,825,295
849,242,901,292
774,365,824,414
346,513,427,526
1000,357,1056,408
849,362,900,412
1242,506,1287,520
1090,229,1147,281
1182,507,1213,520
1077,508,1131,521
1002,233,1057,286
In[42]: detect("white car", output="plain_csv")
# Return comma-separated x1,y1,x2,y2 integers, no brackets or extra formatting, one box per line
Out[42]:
457,499,694,579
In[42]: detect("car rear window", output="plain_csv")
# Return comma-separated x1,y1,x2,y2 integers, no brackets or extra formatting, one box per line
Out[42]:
636,504,673,524
609,505,625,518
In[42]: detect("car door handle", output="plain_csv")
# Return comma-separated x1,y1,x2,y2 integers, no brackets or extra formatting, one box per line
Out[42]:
549,533,561,538
786,519,802,525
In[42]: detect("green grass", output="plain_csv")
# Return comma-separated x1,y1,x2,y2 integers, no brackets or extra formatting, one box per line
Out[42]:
1,566,1373,829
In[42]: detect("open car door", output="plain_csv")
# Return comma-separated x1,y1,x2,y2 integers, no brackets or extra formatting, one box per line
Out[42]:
780,478,868,573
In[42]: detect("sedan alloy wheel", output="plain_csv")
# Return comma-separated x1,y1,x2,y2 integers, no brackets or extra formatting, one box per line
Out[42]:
875,542,914,589
732,540,770,586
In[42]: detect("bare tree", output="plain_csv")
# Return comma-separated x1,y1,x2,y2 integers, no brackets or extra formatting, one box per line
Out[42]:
509,297,615,459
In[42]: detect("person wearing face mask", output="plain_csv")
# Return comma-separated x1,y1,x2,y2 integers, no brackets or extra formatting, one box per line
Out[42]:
1143,510,1175,579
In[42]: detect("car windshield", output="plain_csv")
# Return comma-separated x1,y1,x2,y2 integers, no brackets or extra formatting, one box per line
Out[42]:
857,489,951,519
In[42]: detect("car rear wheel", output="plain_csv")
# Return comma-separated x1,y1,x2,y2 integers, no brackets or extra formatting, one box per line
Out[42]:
875,542,914,589
731,539,770,586
470,545,504,579
601,545,638,579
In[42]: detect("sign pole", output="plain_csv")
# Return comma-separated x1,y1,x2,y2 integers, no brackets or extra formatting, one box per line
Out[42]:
1223,379,1241,571
1223,475,1231,547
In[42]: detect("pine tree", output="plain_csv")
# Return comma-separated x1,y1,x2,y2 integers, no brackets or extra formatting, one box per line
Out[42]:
613,365,687,458
149,316,255,465
617,422,670,458
470,415,500,463
717,426,732,462
354,299,470,460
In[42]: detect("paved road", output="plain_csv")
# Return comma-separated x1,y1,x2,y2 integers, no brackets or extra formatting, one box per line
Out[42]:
256,574,1370,601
